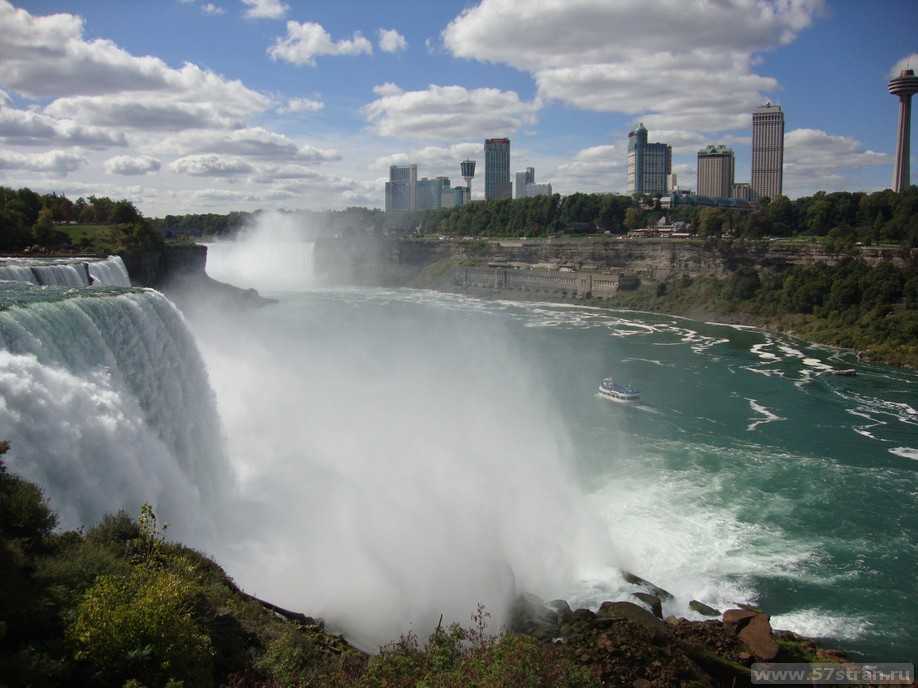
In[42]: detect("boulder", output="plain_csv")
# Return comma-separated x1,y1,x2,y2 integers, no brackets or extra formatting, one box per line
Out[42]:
571,607,596,623
507,593,559,641
689,600,721,617
621,571,674,601
597,601,669,637
722,609,758,628
631,592,663,619
547,599,573,623
737,614,779,661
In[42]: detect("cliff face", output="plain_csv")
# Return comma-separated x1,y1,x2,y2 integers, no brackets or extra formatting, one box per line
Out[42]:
123,244,207,287
314,237,914,286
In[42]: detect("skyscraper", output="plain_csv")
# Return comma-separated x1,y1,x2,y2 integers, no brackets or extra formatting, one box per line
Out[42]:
751,103,784,200
627,123,671,195
415,176,451,210
889,68,918,192
514,167,535,199
484,138,511,200
696,145,735,198
385,164,417,211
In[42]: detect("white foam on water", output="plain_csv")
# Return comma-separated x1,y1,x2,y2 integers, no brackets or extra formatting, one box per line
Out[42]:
746,399,786,431
889,447,918,461
771,609,874,641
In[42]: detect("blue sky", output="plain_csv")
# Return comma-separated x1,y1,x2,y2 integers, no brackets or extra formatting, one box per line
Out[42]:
0,0,915,215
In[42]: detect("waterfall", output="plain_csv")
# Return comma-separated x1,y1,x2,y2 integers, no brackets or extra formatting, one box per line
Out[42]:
0,264,38,284
28,262,89,287
87,256,131,287
0,256,132,288
0,285,228,539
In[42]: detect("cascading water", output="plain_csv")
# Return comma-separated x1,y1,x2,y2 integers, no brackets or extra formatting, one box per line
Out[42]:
87,256,131,287
0,256,131,288
0,282,227,542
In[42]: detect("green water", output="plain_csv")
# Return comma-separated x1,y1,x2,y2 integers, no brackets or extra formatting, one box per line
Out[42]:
226,287,916,661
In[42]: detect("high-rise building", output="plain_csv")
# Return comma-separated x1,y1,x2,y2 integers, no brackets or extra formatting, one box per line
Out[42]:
441,186,470,209
514,167,535,199
696,145,735,198
889,68,918,192
484,138,512,200
751,103,784,200
627,123,671,195
416,176,451,210
385,164,417,211
731,182,753,201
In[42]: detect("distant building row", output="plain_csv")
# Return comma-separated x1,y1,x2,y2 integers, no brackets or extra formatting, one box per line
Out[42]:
385,138,552,211
627,103,785,203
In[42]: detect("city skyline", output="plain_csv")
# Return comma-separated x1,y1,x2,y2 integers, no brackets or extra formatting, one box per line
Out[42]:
0,1,915,215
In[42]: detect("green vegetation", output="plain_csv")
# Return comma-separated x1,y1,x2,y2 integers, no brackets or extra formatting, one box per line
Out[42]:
0,442,597,687
0,186,161,255
605,254,918,366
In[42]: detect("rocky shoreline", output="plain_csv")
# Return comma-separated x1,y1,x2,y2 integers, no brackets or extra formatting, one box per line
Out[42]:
506,571,851,688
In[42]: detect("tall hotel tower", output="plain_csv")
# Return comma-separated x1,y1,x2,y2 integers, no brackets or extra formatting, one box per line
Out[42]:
484,138,512,201
696,145,735,198
627,123,671,195
751,103,784,200
385,164,417,211
889,68,918,192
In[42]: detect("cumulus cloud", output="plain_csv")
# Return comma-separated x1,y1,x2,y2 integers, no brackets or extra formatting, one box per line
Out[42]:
154,127,340,162
373,143,481,176
0,148,87,176
783,128,890,195
278,97,325,114
201,3,225,15
170,153,255,176
0,1,269,136
241,0,288,20
0,104,127,147
268,21,373,66
552,144,626,193
442,0,824,132
378,28,407,53
104,155,161,175
363,84,538,139
890,53,918,78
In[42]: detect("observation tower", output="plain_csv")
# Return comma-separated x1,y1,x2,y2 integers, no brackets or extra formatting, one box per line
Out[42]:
889,68,918,191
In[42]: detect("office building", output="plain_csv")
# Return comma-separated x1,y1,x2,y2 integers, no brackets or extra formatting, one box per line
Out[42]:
889,68,918,192
696,145,735,198
484,138,512,200
514,167,535,199
441,186,470,209
416,176,451,210
627,123,672,195
385,164,417,211
731,182,753,201
751,103,784,200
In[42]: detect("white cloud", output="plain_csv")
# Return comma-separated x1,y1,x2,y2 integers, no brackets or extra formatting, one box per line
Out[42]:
890,53,918,78
373,143,481,175
442,0,824,133
45,95,254,131
169,154,255,176
0,148,87,176
0,104,127,147
378,28,407,53
552,144,626,193
268,21,373,66
278,97,325,114
104,155,161,175
154,127,340,162
363,84,539,140
783,128,890,195
241,0,288,20
201,3,225,15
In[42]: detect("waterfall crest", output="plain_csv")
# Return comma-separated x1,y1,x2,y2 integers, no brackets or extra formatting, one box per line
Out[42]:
0,256,132,287
0,286,228,538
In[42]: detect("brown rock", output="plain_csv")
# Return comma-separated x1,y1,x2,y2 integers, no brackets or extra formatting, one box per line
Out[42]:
632,592,663,619
622,571,674,600
689,600,721,617
738,614,778,661
633,680,652,688
597,601,669,637
722,609,757,628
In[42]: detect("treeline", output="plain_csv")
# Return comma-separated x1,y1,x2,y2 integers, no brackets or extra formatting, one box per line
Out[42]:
153,207,388,239
403,187,918,245
0,186,162,251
